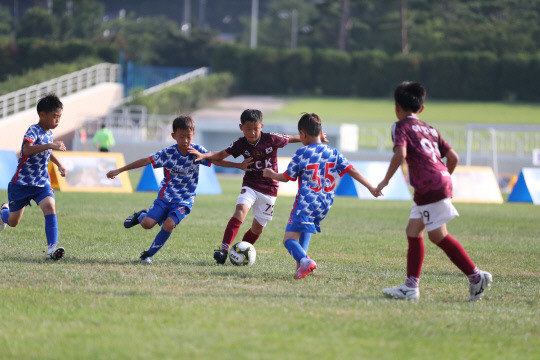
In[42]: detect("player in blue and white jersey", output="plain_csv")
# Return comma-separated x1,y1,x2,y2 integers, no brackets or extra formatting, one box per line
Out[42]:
0,93,67,260
107,115,252,263
263,113,381,279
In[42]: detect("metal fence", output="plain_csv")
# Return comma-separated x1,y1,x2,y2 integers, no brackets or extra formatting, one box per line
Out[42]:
0,63,119,119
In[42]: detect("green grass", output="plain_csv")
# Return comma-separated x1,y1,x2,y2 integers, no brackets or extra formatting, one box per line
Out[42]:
267,97,540,126
0,174,538,359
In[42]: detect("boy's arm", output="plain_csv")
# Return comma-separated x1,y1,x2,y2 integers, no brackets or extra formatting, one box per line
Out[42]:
188,147,230,162
107,157,152,179
213,157,253,172
22,140,66,157
347,167,381,197
287,132,328,143
445,149,459,175
375,145,406,192
262,168,289,182
50,152,67,177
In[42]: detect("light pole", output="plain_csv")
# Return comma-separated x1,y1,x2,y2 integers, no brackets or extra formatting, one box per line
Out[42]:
279,9,299,50
250,0,259,48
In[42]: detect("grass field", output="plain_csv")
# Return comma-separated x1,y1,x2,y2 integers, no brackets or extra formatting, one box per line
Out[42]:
0,173,538,360
267,97,540,126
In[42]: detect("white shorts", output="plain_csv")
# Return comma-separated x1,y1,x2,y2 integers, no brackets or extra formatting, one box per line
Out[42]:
409,198,459,232
236,186,277,227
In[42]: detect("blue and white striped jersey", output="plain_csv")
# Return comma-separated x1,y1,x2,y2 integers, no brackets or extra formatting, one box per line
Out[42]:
149,143,211,208
284,143,352,223
12,124,53,187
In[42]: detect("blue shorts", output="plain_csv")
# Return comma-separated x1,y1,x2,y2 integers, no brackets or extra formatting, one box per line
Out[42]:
285,213,321,234
145,198,190,227
8,182,55,212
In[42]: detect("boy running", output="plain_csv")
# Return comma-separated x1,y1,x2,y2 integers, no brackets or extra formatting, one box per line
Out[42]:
263,113,380,279
189,109,317,264
106,115,252,263
0,93,67,260
375,81,492,301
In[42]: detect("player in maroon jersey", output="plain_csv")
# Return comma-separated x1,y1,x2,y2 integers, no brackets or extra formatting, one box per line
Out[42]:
189,109,326,264
375,82,492,302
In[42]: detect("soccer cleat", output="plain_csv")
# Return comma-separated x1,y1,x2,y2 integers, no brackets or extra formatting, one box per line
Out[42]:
47,247,65,261
140,251,152,264
214,249,228,264
468,270,493,302
382,284,420,300
294,258,317,279
0,202,8,231
124,209,147,229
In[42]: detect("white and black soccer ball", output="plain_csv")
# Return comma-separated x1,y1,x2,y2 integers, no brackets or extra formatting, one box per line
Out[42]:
229,241,256,266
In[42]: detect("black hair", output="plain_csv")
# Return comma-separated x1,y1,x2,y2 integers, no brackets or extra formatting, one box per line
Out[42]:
298,113,322,137
36,93,63,114
394,81,426,113
172,115,195,133
240,109,263,124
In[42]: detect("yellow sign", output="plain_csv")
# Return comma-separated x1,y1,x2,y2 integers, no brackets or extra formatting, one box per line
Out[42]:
451,166,503,204
48,151,132,193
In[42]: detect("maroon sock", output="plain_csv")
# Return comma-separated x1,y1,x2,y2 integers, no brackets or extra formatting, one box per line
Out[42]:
407,236,424,279
436,234,476,275
242,229,260,245
221,217,242,251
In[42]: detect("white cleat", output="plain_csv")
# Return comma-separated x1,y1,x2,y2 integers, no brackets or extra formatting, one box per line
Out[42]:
382,284,420,300
47,247,65,260
468,270,493,302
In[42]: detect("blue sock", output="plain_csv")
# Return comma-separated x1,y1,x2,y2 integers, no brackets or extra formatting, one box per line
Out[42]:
138,211,147,224
1,208,8,224
44,214,58,248
147,228,172,257
299,233,312,253
284,239,307,263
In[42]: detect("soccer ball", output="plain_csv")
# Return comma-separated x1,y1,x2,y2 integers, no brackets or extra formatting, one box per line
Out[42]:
229,241,256,266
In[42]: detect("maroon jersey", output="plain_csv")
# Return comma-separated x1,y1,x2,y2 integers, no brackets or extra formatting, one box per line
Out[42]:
392,116,453,205
226,132,290,196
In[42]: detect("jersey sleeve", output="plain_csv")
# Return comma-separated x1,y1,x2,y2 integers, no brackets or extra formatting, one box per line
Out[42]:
270,132,290,149
150,148,167,168
224,137,243,158
391,122,407,148
335,151,352,177
284,151,301,181
24,126,38,144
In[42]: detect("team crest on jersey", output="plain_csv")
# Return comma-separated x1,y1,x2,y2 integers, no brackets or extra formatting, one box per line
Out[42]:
244,151,251,157
265,147,273,154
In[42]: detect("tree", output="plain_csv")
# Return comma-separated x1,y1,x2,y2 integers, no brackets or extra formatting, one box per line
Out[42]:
18,7,57,39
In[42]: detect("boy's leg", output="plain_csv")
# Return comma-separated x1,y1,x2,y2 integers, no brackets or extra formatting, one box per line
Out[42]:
214,203,250,264
141,207,186,263
241,218,264,245
38,195,64,260
383,215,424,300
429,225,492,301
283,228,317,279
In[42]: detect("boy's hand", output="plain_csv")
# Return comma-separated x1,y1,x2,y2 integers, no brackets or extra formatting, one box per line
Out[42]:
375,180,389,193
107,169,120,179
239,157,253,171
51,141,66,152
187,146,204,161
57,165,67,177
321,132,329,143
262,168,276,178
369,187,383,198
